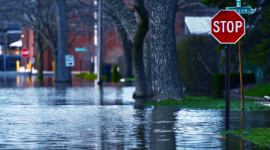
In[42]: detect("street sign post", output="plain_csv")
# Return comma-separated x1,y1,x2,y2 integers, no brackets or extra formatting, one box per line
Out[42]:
226,6,252,14
75,47,87,79
21,48,29,73
65,55,74,67
211,10,245,130
211,10,245,44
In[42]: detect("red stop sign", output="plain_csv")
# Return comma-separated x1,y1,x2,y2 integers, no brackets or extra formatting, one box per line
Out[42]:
211,10,245,44
21,48,29,57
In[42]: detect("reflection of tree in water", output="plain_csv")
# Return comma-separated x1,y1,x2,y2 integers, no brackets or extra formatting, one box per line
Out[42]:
133,98,152,149
52,82,71,105
37,82,70,105
38,78,44,87
150,106,179,150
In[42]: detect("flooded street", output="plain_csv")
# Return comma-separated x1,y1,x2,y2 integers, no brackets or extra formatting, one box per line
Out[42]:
0,74,269,149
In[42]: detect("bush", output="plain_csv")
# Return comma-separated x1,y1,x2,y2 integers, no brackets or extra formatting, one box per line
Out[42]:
176,34,220,91
84,73,97,81
111,63,119,83
74,72,88,78
74,72,97,81
213,73,256,98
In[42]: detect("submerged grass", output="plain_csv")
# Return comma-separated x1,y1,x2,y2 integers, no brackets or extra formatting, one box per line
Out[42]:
223,128,270,148
144,96,270,111
244,83,270,97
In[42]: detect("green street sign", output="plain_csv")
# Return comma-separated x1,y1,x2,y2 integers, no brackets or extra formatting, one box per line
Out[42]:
236,1,241,7
75,47,87,51
226,7,252,14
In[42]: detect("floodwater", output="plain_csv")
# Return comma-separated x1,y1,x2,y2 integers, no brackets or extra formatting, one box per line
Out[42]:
0,74,270,149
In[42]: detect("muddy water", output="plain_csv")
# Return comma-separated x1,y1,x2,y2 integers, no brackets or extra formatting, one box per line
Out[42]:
0,75,269,149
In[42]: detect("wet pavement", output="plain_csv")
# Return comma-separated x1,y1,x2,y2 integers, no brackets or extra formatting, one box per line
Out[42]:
0,74,270,149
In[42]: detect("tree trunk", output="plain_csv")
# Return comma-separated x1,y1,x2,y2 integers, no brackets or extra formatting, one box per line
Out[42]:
35,31,44,79
55,0,71,83
132,0,149,97
37,51,44,79
122,39,133,78
113,18,133,79
149,0,184,102
143,39,153,95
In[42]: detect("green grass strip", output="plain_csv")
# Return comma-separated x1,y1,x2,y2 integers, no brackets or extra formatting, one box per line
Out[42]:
144,96,270,111
124,78,135,81
223,128,270,148
244,83,270,98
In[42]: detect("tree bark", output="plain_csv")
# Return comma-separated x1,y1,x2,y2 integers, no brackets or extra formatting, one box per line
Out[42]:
132,0,149,97
149,0,184,102
143,39,153,95
37,51,44,79
55,0,71,83
35,31,44,79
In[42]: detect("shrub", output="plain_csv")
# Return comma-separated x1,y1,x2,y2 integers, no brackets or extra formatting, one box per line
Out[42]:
176,34,220,91
111,63,119,83
74,72,97,81
213,73,256,98
84,73,97,81
74,72,88,78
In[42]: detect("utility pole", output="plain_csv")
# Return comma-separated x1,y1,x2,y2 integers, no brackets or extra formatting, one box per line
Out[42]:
97,0,104,85
94,0,98,75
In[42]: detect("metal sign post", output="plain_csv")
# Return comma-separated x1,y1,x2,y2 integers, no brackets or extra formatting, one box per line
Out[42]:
239,40,244,110
211,9,246,130
226,0,246,111
225,44,230,131
21,48,29,73
80,52,82,77
75,47,86,82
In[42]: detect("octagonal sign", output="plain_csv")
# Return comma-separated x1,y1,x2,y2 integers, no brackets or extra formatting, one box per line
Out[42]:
211,10,245,44
21,48,29,57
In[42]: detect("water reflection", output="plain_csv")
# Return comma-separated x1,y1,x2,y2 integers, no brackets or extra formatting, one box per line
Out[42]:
0,75,270,149
150,106,179,150
55,82,71,90
226,134,230,150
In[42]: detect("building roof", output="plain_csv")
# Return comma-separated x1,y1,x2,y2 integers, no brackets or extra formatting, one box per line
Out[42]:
185,16,212,34
10,39,22,48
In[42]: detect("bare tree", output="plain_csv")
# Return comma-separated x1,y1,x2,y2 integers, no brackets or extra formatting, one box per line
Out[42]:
0,0,95,81
106,8,133,79
106,0,153,97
